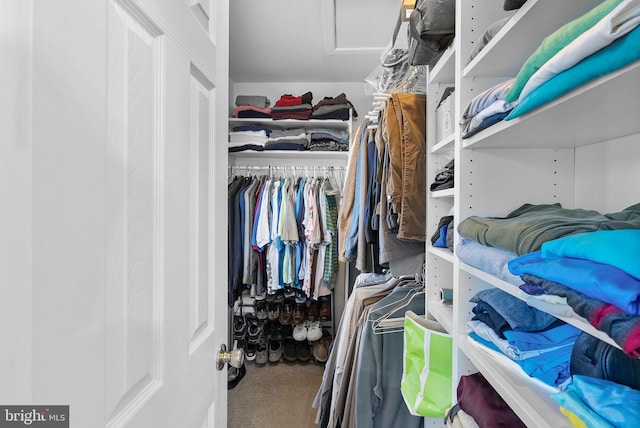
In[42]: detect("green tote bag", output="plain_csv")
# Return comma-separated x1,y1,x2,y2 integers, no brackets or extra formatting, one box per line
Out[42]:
401,310,452,418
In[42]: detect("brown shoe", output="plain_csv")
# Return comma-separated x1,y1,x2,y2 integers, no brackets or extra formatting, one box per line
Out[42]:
279,299,293,326
307,300,319,321
319,297,331,321
293,302,306,325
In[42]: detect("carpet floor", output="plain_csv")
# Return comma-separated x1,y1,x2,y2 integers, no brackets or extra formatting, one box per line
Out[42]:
228,361,325,428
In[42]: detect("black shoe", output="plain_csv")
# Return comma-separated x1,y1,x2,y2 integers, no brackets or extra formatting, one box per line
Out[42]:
246,314,264,344
228,363,246,390
256,300,268,320
283,338,298,362
297,341,311,362
233,315,246,340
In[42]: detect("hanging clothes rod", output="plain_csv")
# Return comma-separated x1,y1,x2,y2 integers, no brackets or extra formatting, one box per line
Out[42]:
229,165,346,172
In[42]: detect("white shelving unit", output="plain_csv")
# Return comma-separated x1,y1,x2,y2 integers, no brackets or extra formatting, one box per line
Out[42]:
424,0,640,426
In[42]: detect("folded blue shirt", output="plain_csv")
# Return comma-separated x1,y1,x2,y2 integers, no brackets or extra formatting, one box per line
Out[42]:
552,375,640,428
509,251,640,315
471,288,560,332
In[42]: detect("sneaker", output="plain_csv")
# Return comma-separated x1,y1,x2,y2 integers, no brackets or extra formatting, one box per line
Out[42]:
279,299,294,325
307,321,322,342
245,342,257,361
255,300,268,320
312,341,329,363
268,339,283,363
297,341,312,362
292,321,309,342
284,287,296,299
255,338,268,365
246,314,264,344
283,338,298,363
233,315,246,340
295,290,307,304
293,302,306,325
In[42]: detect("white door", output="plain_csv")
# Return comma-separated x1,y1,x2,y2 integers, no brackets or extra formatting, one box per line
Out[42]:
1,0,230,426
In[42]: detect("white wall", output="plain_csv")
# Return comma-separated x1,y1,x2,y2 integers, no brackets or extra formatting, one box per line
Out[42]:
231,81,373,133
574,134,640,213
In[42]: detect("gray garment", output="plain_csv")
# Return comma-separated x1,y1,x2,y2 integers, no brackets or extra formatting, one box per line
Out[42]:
235,95,270,108
242,179,260,286
333,297,385,427
378,152,425,265
270,103,313,111
388,252,425,278
354,285,426,428
355,129,372,272
313,277,399,426
311,103,351,116
269,128,307,139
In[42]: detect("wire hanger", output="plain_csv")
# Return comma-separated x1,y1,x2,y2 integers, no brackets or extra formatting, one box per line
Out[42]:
370,285,425,335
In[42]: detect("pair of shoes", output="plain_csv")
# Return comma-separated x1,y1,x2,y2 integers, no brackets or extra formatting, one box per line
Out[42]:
255,300,268,320
283,338,298,363
312,341,329,363
293,303,306,325
279,299,294,325
227,363,246,390
266,289,284,303
307,321,322,342
318,296,331,321
246,314,264,344
255,338,268,365
268,339,282,363
293,320,311,342
297,341,311,362
233,315,246,340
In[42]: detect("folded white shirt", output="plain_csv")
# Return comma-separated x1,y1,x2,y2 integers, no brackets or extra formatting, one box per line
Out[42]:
229,130,269,143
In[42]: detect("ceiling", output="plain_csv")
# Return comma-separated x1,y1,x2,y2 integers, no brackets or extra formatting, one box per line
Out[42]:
229,0,402,83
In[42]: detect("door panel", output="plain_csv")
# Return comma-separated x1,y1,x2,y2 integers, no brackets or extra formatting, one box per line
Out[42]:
105,3,164,422
2,0,229,426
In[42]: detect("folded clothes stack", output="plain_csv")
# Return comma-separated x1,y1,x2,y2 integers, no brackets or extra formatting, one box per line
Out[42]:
310,93,357,121
271,92,313,120
233,94,272,119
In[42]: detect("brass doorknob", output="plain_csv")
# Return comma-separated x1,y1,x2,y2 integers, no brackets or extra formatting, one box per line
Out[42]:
216,344,244,371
